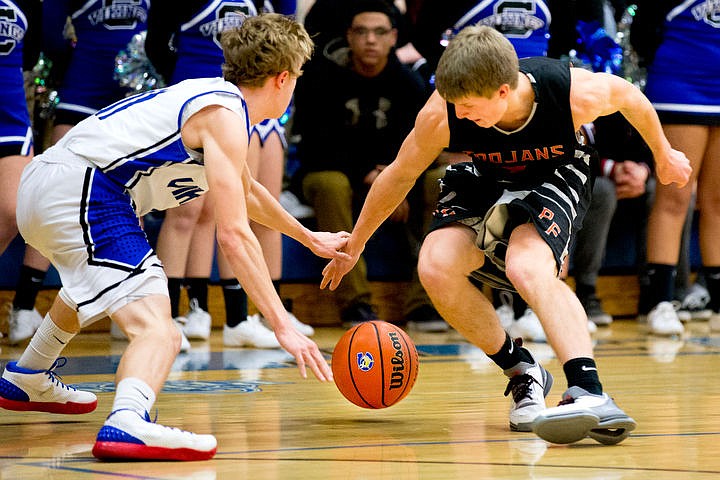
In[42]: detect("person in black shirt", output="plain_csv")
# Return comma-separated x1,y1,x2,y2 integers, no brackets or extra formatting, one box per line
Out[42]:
321,25,691,445
292,0,437,328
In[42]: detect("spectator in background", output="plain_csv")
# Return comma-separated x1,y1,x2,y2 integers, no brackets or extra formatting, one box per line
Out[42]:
631,0,720,335
291,0,442,329
146,0,314,348
0,0,42,344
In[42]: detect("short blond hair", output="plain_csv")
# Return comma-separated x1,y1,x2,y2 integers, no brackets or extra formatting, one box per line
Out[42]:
221,13,313,88
435,25,519,101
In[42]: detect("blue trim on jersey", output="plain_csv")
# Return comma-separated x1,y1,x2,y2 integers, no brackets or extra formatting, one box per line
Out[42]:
176,89,250,140
98,133,187,187
96,89,168,120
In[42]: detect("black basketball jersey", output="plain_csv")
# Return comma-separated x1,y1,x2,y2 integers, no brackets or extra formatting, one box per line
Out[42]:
447,57,581,183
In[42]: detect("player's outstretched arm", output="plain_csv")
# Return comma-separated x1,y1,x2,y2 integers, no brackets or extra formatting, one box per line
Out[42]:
245,176,351,260
185,106,333,381
321,91,450,291
569,68,692,188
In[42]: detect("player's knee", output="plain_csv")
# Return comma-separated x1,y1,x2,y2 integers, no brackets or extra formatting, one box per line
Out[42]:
417,247,450,290
655,189,693,217
164,202,204,231
166,321,183,354
505,255,542,293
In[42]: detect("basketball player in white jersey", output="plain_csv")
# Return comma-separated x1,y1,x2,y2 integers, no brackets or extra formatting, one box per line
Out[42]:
0,14,344,461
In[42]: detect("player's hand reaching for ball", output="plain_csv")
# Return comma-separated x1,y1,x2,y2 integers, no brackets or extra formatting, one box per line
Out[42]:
274,326,333,382
321,243,363,291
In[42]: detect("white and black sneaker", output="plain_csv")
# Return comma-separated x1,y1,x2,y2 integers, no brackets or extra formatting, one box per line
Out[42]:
532,386,636,445
504,351,554,432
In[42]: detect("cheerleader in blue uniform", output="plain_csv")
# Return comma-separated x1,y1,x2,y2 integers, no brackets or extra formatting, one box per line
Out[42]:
146,0,313,348
0,0,53,345
43,0,150,142
0,0,37,254
632,0,720,335
5,0,152,345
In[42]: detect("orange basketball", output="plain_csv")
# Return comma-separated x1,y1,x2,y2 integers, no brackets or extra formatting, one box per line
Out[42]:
332,320,419,409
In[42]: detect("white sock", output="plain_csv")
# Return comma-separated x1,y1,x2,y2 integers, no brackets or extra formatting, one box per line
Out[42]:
112,377,156,417
17,314,76,370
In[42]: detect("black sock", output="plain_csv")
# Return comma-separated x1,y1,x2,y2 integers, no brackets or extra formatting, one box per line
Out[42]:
705,266,720,312
575,283,595,298
185,277,209,311
167,278,183,318
512,292,527,319
221,279,247,327
13,266,47,311
640,263,676,314
488,333,534,370
563,357,603,395
272,280,293,311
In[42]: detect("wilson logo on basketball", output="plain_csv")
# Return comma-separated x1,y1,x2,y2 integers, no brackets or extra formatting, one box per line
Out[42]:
356,352,374,371
332,320,418,408
388,332,405,390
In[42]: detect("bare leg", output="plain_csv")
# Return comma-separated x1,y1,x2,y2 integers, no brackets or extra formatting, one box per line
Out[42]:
697,126,720,265
185,196,216,279
110,294,181,395
506,224,593,363
417,224,505,353
647,125,705,264
156,199,205,278
0,152,32,253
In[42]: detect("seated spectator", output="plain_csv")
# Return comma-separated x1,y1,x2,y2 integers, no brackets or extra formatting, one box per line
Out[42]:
291,0,444,330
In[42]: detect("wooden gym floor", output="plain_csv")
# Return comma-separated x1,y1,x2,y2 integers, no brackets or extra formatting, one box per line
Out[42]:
1,295,720,479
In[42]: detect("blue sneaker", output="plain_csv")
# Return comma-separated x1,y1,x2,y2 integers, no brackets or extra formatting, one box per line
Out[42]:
93,409,217,461
0,358,97,414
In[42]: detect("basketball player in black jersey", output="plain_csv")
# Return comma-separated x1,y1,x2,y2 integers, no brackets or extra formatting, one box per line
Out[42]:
321,25,691,445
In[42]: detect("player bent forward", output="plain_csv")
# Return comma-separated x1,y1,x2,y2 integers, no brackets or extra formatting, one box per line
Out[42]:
322,26,691,444
0,14,345,461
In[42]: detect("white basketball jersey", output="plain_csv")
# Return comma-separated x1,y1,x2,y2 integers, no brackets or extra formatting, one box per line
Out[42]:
53,77,249,215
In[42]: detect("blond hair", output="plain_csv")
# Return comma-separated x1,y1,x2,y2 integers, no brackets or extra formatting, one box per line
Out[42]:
221,13,314,87
435,25,519,101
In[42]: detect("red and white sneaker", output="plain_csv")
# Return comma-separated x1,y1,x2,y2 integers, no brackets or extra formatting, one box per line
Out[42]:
93,409,217,461
0,358,97,414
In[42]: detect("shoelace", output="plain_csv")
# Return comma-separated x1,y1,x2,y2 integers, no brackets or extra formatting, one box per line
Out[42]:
504,373,539,403
44,357,77,391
